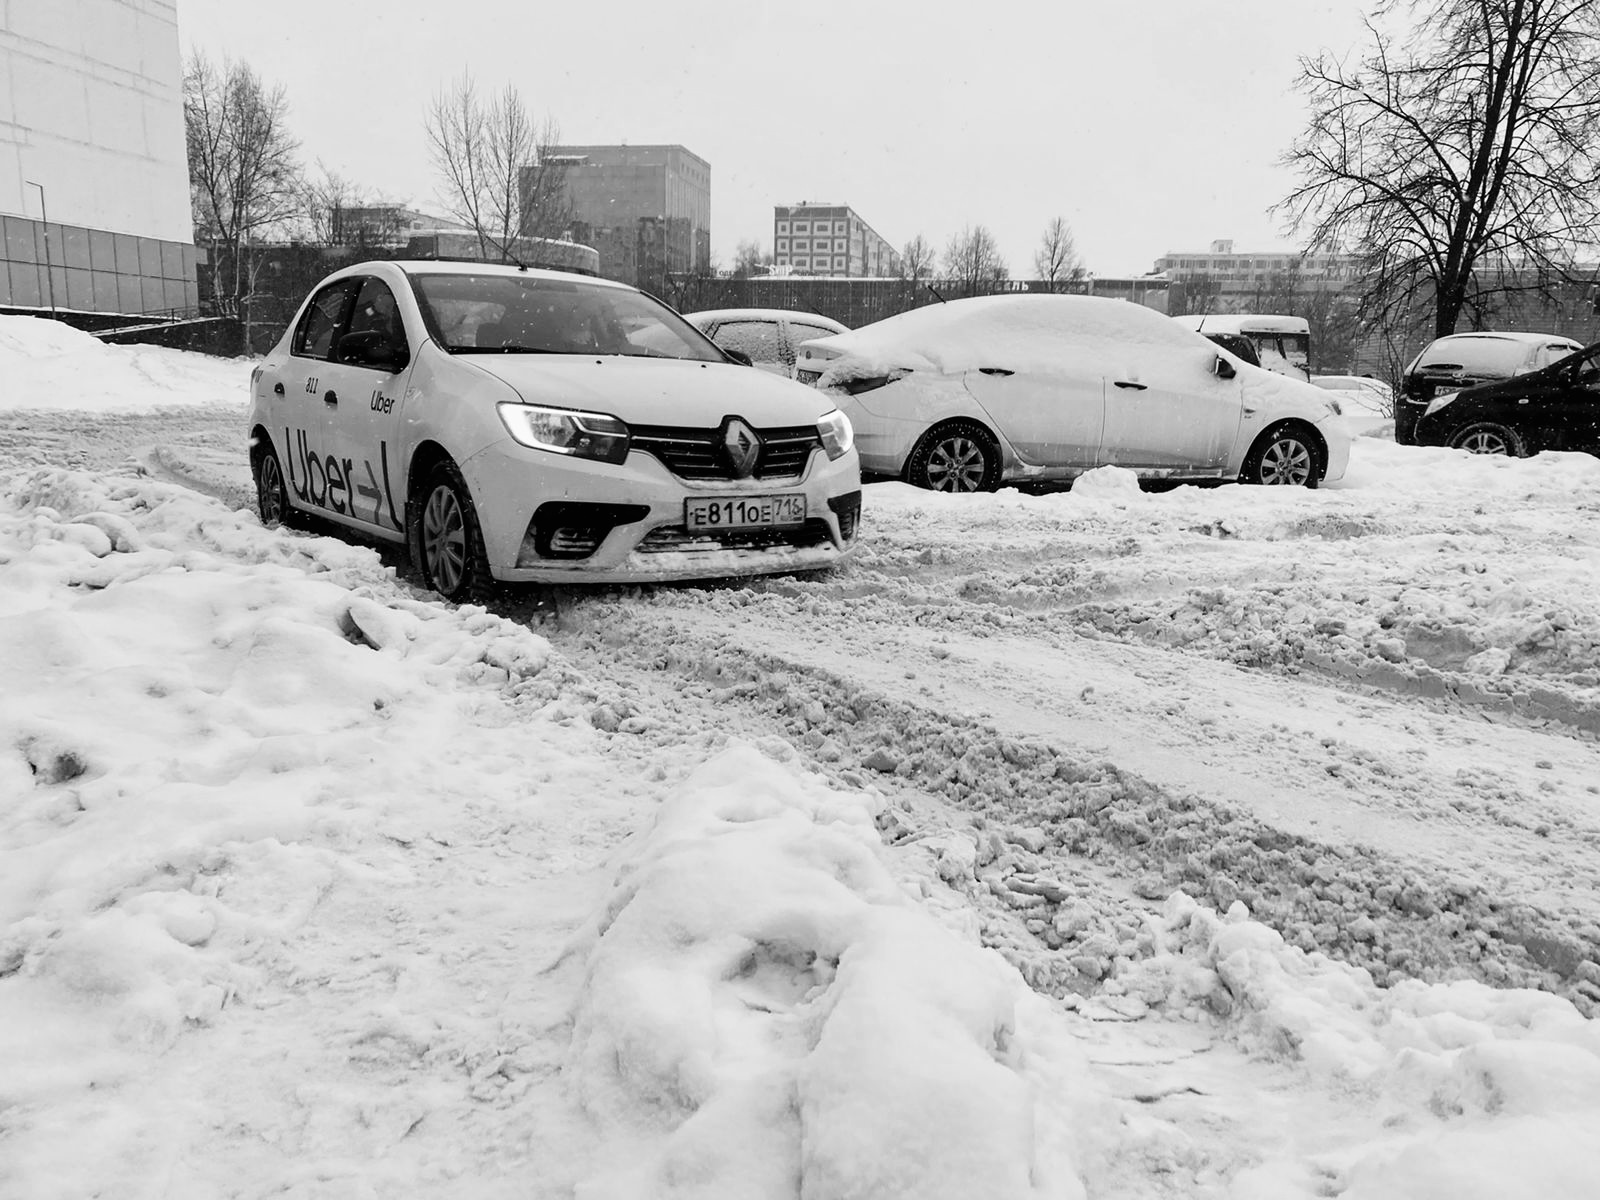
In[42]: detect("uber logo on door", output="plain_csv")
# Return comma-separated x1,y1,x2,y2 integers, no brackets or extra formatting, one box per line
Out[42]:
723,417,761,478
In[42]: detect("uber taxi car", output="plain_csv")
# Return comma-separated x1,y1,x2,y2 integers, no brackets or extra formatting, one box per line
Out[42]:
247,261,861,600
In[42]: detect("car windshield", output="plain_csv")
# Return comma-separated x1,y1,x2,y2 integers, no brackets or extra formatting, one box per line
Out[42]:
410,272,723,361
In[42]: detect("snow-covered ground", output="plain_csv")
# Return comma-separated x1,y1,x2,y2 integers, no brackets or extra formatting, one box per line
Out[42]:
2,314,1599,1198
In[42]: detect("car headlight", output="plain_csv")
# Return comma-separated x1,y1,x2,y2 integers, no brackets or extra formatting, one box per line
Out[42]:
497,403,630,465
1422,390,1459,416
817,408,854,459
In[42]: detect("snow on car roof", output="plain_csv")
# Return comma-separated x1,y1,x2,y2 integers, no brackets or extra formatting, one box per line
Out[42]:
812,294,1215,378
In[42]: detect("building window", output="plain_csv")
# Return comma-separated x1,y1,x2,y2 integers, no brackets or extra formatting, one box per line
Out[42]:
777,222,789,234
833,256,845,268
794,222,809,233
777,239,789,252
834,239,846,251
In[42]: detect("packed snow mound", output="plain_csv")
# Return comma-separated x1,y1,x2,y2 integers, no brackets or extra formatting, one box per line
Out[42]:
0,314,251,413
563,744,1084,1199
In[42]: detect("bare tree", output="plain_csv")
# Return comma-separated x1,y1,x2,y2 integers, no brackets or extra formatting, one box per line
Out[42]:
1280,0,1600,338
900,233,936,282
1170,273,1226,317
732,239,770,278
1033,216,1084,291
425,73,570,262
943,225,1007,297
184,52,300,315
295,162,371,246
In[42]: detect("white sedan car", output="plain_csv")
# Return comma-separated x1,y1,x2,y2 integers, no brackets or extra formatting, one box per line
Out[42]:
247,261,861,600
796,294,1351,491
683,307,849,379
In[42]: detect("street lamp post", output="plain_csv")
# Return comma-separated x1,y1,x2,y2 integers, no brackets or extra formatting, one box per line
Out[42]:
24,180,58,318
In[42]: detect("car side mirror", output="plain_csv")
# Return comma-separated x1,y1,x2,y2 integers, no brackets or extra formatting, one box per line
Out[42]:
723,348,754,367
338,330,409,373
1213,355,1236,380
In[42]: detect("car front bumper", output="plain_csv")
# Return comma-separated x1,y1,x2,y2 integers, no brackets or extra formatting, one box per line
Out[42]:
459,437,862,584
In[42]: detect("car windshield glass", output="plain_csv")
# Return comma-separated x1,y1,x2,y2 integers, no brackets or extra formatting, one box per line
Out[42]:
410,273,722,361
1417,338,1545,375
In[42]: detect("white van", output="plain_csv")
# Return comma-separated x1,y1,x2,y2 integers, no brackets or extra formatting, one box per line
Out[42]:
1173,314,1312,380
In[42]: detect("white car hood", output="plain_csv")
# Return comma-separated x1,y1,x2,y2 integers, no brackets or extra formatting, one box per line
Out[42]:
460,353,834,426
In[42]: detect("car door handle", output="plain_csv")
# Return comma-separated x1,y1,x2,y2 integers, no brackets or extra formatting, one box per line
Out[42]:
273,381,285,396
323,389,338,406
1114,380,1147,390
978,367,1014,377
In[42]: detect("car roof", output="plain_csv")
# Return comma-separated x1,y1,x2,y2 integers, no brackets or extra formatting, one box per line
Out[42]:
684,308,848,328
344,258,634,292
1426,331,1580,347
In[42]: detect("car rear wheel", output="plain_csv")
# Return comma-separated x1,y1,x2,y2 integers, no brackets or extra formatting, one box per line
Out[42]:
1449,422,1526,457
905,422,1000,492
252,438,307,529
1241,423,1321,487
412,461,492,602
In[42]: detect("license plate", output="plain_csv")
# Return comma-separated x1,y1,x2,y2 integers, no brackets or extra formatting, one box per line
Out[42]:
685,494,806,531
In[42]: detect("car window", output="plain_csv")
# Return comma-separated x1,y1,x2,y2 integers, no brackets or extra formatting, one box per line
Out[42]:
410,272,722,361
293,279,359,361
791,320,843,346
712,320,784,364
344,278,407,352
1574,349,1600,390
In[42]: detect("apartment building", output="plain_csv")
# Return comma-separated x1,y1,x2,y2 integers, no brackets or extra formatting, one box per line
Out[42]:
1152,239,1359,304
531,144,710,287
1,0,196,314
773,204,900,277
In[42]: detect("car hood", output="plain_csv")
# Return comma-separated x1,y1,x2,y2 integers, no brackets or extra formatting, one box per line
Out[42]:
458,353,838,425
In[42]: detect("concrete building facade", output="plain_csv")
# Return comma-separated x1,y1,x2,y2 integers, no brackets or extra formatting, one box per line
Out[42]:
773,204,900,277
1152,239,1359,307
532,144,710,288
1,0,197,314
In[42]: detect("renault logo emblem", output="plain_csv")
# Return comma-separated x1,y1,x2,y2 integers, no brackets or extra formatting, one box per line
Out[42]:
723,417,761,478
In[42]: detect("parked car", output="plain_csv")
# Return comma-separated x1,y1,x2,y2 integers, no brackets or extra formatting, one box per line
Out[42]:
684,308,849,379
1311,374,1394,416
247,261,861,600
1397,331,1583,444
1413,338,1600,456
796,294,1352,491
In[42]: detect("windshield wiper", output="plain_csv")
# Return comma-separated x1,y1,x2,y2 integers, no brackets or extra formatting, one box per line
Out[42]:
452,344,561,354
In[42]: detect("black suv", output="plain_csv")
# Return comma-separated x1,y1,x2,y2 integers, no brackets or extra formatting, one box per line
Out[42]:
1413,339,1600,456
1397,332,1583,444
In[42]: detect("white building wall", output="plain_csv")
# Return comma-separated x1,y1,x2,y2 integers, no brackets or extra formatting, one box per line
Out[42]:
1,0,190,243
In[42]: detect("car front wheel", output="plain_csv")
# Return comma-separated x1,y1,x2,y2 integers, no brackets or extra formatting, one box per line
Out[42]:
412,461,492,602
1241,423,1320,487
1449,422,1526,457
905,422,1000,492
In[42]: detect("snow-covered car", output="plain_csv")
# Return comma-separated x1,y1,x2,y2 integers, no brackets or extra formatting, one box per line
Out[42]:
683,308,849,379
1397,331,1583,445
1412,338,1600,456
797,294,1352,491
247,261,861,600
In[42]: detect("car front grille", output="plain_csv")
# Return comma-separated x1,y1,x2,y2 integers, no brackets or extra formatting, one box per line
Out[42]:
629,423,821,481
635,519,835,554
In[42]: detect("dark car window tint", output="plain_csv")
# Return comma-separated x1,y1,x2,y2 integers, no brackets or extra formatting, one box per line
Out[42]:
294,280,358,361
1575,351,1600,390
344,278,408,353
714,320,784,364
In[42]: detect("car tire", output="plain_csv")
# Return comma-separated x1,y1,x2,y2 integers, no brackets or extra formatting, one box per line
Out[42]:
1241,422,1321,487
252,436,307,529
1449,422,1526,457
411,461,493,602
905,422,1000,492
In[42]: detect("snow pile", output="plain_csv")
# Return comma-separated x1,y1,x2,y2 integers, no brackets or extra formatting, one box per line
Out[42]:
563,744,1083,1199
0,314,250,412
1116,892,1600,1198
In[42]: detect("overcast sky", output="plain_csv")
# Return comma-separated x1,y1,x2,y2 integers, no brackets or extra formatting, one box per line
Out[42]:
175,0,1377,277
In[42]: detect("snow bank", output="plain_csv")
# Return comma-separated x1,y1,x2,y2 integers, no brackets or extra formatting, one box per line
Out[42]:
563,744,1086,1199
0,314,250,412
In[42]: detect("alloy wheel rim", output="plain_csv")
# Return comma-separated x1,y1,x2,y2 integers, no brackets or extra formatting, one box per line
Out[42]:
928,437,986,492
423,486,467,593
1461,430,1508,455
1261,438,1312,485
259,456,284,523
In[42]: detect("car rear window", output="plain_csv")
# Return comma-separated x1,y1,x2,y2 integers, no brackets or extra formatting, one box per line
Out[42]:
1416,337,1542,375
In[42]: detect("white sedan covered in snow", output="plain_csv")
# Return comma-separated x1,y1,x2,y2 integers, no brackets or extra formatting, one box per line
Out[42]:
247,261,861,600
795,294,1352,491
